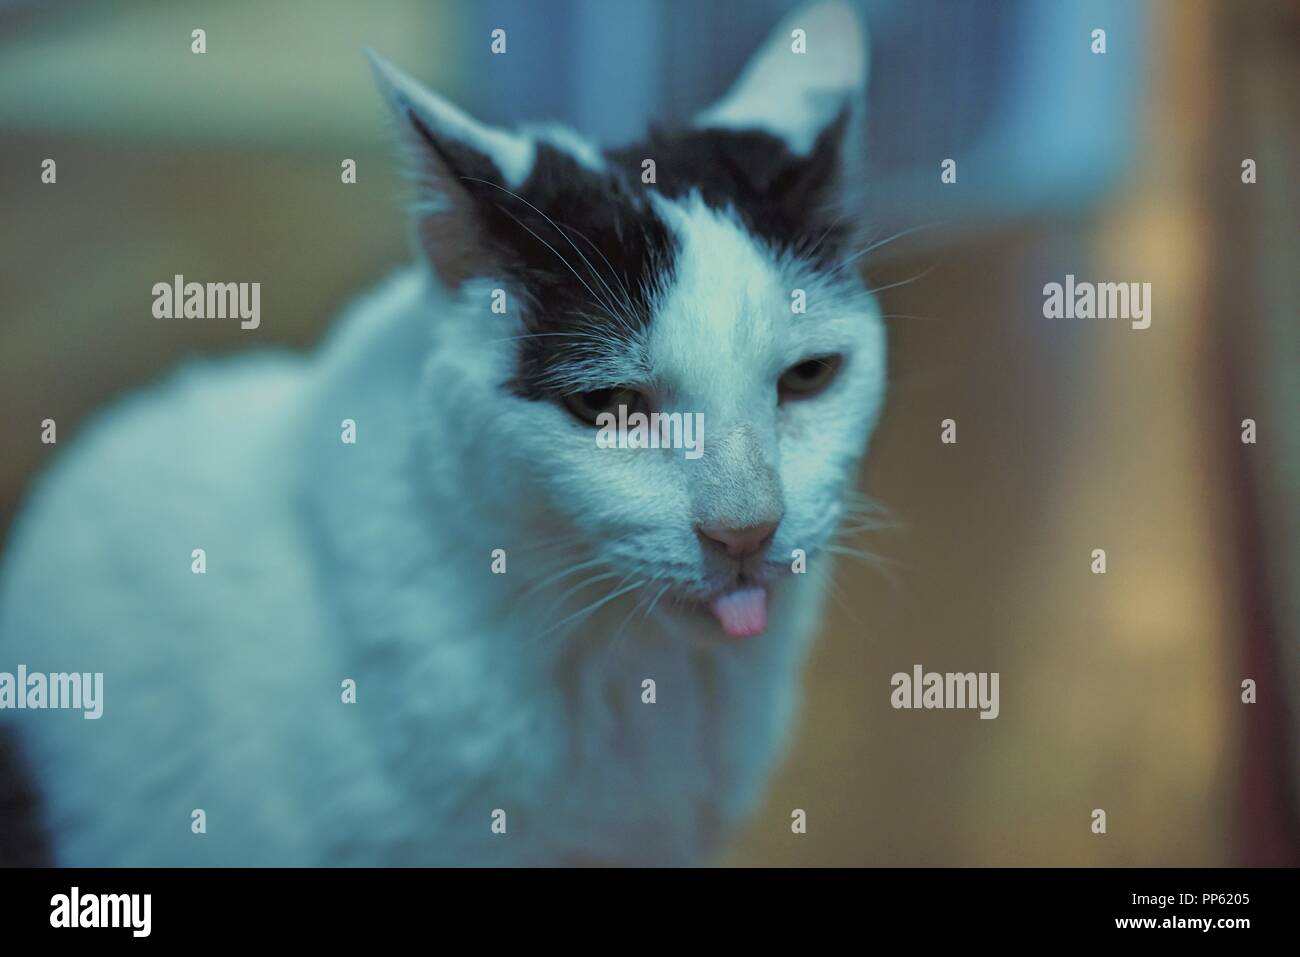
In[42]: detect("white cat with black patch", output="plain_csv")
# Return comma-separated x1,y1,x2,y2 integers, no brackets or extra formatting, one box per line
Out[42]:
0,2,886,865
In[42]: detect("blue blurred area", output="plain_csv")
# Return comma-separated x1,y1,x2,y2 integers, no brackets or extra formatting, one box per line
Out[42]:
453,0,1146,230
0,0,1145,230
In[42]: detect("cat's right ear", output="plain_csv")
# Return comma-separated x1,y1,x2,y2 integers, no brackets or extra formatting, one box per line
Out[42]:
694,0,867,157
366,50,535,289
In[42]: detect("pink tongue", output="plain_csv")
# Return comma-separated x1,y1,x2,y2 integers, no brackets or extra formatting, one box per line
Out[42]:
709,587,769,638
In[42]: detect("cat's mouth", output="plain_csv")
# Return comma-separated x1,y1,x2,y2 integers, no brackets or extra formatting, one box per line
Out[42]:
706,584,769,638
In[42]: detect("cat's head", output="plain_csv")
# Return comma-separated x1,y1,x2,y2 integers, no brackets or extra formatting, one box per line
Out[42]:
371,1,885,639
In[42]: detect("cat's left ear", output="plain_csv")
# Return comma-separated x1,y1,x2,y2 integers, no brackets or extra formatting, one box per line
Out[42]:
695,0,868,184
366,50,540,289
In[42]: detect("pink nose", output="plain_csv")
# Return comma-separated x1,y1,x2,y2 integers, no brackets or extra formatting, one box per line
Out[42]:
696,520,779,560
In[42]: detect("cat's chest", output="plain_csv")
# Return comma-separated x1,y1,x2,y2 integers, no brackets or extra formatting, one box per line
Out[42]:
519,623,804,863
345,578,819,865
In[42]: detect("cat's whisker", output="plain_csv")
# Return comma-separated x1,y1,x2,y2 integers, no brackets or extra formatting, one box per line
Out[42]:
521,556,607,599
559,222,639,320
861,262,941,298
823,543,904,593
835,509,903,540
539,577,647,641
611,578,675,652
837,522,901,539
799,210,847,262
462,176,637,332
838,506,900,527
486,200,628,328
827,538,901,563
489,330,632,346
548,569,622,611
839,505,899,532
529,575,626,647
604,578,662,659
640,580,673,626
842,488,894,508
825,221,946,279
876,312,941,323
507,528,589,550
840,500,891,518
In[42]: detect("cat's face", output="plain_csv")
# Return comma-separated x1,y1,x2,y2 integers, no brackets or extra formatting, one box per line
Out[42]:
374,1,885,638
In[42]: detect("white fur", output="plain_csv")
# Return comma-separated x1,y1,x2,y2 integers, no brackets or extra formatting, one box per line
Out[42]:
522,122,609,175
0,3,884,865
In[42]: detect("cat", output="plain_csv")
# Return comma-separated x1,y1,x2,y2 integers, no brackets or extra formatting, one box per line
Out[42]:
0,0,886,866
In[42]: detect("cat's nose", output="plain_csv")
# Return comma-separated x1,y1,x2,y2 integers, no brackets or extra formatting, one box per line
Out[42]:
696,520,780,560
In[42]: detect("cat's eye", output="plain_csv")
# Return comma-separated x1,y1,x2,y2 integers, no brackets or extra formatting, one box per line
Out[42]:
561,386,645,424
778,354,843,401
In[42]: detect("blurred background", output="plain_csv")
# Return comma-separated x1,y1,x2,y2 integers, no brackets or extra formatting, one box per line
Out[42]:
1,0,1296,865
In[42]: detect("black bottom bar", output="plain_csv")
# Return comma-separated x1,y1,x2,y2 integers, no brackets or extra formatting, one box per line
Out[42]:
0,866,1290,942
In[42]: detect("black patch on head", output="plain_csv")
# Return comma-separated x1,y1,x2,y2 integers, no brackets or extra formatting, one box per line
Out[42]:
410,111,846,402
410,112,677,402
605,110,851,268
